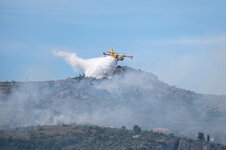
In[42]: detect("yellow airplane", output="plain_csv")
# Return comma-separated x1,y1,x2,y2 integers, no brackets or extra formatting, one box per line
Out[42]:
103,48,133,61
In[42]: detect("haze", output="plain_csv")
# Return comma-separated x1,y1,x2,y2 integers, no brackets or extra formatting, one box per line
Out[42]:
0,0,226,95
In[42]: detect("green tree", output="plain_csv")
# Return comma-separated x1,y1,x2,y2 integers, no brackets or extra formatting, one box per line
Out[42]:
133,125,141,134
197,132,205,140
121,126,126,130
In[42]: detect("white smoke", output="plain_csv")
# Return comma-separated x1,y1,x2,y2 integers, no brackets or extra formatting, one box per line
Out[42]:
53,51,117,79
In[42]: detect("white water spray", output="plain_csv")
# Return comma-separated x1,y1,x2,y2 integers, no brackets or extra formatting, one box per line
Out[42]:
53,51,117,79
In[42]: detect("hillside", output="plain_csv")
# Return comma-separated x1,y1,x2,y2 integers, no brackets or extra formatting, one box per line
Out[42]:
1,125,226,150
0,66,226,144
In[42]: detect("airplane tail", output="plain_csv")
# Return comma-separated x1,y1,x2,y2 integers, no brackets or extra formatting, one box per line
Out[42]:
103,52,110,56
127,56,133,60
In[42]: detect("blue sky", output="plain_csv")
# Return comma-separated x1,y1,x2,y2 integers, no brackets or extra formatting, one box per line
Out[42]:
0,0,226,95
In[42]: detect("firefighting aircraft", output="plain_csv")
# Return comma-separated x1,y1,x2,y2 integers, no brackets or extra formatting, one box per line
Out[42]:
103,48,133,61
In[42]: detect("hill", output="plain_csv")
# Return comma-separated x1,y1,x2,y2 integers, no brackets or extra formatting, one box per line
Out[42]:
0,66,226,144
1,125,226,150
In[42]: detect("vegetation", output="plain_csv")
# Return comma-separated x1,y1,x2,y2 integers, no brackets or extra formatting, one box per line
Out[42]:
133,125,141,134
198,132,205,141
0,125,225,150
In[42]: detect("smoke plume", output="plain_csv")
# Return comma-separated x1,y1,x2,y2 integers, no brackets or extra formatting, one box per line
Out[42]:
1,63,226,143
53,51,117,79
